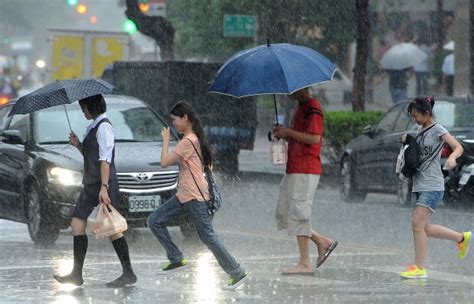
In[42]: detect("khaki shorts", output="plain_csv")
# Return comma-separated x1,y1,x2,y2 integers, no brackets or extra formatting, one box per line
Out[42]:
275,174,320,236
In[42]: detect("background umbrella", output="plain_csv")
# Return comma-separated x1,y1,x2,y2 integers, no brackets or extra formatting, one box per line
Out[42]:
443,41,454,51
380,42,428,70
8,78,114,131
208,42,337,124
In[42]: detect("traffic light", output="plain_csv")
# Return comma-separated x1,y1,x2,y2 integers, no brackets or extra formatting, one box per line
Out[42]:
123,19,138,34
76,4,87,14
66,0,78,5
89,16,97,24
139,3,150,13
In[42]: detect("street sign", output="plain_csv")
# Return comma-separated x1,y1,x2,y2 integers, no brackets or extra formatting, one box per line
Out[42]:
223,14,257,37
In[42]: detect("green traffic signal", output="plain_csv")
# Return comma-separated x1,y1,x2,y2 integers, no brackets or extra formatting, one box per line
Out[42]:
67,0,78,5
123,19,138,34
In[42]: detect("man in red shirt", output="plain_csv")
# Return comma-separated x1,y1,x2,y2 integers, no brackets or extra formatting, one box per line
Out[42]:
273,87,338,274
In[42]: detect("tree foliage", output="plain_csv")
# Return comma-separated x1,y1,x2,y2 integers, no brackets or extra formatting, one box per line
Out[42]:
167,0,356,65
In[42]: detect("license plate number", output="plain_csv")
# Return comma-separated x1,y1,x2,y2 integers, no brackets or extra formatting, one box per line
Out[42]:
459,173,471,185
128,195,161,213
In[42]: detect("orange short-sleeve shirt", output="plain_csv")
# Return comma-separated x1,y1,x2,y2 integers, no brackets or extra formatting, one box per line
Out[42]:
173,134,210,203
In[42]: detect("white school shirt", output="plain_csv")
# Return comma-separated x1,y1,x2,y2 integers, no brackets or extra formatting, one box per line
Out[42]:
83,113,115,163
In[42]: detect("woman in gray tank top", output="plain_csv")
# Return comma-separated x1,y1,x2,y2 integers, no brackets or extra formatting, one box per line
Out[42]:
399,96,471,280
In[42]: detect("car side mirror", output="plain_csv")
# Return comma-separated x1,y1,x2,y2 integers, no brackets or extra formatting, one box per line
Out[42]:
362,125,374,138
1,130,25,145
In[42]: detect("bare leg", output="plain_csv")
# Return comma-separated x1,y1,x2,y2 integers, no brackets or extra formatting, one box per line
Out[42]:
426,224,463,242
281,236,313,273
70,217,86,235
310,229,333,257
412,207,431,268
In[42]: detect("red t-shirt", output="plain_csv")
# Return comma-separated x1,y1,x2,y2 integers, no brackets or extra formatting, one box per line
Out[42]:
286,98,323,174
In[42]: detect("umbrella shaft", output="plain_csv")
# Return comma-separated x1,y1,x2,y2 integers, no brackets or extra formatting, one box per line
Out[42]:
273,95,279,125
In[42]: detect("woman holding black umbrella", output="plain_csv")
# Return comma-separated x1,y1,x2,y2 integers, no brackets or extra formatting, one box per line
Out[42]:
53,94,137,288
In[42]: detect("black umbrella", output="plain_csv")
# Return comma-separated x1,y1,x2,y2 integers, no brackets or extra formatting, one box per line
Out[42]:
8,78,114,130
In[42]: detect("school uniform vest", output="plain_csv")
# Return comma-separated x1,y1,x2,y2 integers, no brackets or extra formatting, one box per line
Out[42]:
82,118,118,185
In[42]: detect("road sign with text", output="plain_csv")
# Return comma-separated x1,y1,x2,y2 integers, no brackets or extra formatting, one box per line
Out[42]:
223,14,257,37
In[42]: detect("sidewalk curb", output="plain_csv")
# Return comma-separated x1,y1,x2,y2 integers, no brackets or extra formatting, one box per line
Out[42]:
237,163,339,190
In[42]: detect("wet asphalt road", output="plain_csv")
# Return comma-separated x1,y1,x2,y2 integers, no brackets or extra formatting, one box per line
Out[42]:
1,171,474,303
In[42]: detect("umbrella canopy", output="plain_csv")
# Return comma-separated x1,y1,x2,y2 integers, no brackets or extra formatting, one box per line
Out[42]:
380,43,428,70
443,41,454,51
208,43,337,98
9,78,113,117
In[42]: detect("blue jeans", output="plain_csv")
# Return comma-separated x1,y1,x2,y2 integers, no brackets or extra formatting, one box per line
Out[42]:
147,196,245,279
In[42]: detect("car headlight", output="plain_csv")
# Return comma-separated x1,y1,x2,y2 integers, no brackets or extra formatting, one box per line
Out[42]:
47,167,83,186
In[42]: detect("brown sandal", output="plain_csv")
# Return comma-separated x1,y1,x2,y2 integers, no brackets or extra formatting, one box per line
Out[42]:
316,241,338,268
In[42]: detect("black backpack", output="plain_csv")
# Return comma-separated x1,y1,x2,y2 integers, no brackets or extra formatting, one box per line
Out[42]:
399,123,438,178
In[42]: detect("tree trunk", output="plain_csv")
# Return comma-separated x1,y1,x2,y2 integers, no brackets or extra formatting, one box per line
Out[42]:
436,0,444,50
352,0,370,112
125,0,175,61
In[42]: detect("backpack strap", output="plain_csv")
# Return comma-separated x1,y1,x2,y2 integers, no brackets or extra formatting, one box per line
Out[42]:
183,138,207,202
416,123,444,170
416,123,437,139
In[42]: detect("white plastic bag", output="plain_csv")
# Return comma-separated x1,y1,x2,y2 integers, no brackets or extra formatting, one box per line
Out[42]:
85,205,101,235
88,203,128,239
270,138,287,165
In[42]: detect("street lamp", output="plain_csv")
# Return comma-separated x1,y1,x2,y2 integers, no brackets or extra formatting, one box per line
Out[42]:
36,60,46,69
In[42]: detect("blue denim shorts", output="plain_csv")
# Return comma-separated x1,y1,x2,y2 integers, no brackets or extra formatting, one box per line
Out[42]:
411,191,444,212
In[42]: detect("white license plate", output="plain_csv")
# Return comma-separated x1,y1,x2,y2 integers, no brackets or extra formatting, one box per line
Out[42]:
128,195,161,213
459,173,471,186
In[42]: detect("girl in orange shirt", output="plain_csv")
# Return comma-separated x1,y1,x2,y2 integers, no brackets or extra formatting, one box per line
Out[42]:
147,101,249,290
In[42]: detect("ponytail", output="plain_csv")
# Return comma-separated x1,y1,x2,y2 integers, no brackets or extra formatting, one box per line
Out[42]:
170,101,213,168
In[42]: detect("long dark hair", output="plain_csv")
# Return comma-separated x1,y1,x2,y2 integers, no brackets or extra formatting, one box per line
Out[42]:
171,101,213,168
407,96,435,116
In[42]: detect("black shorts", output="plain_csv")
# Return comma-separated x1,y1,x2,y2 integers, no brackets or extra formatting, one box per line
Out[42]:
72,181,121,220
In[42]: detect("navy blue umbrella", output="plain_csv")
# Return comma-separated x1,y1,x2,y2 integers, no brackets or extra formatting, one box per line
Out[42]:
8,78,113,130
208,43,337,124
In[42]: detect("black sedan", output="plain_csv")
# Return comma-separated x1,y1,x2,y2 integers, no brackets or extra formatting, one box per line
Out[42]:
0,95,191,245
339,97,474,206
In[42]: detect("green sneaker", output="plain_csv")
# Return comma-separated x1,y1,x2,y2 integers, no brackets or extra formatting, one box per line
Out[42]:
399,265,427,279
457,231,472,260
223,271,249,290
157,259,188,275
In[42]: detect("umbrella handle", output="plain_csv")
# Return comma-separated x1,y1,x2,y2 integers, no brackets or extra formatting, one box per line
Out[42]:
273,95,279,125
63,104,72,132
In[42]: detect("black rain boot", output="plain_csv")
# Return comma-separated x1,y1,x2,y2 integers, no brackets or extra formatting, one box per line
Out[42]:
106,237,137,288
53,235,88,286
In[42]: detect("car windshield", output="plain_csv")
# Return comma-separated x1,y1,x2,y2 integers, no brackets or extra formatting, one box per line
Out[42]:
433,102,474,128
34,100,166,144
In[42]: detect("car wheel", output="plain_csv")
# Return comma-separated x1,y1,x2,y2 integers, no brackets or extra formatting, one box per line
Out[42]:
397,176,412,206
216,149,239,176
26,182,60,245
339,157,367,203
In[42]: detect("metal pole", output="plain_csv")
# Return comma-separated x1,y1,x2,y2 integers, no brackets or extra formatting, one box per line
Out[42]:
63,104,72,132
